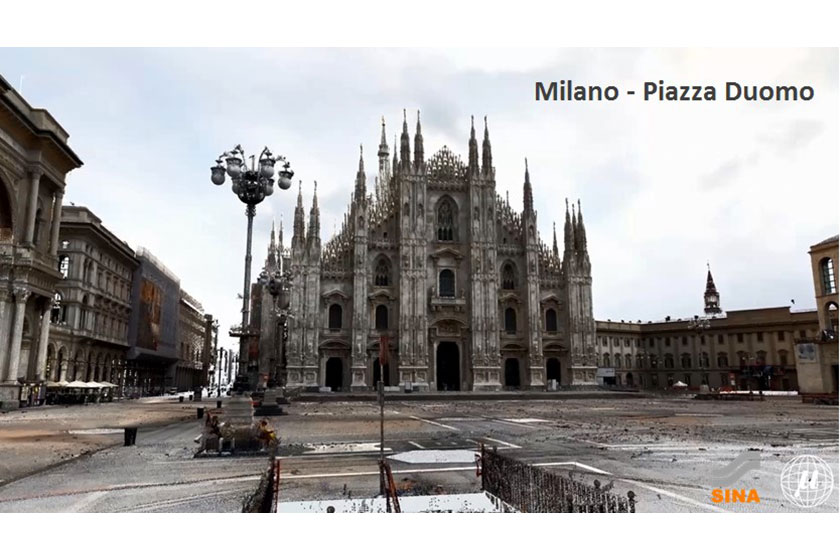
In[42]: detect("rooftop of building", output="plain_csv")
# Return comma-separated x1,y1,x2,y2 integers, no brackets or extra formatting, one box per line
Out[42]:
810,234,839,251
0,73,83,167
59,205,136,261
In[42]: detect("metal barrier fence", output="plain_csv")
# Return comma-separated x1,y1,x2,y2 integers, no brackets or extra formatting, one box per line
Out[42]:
480,446,635,513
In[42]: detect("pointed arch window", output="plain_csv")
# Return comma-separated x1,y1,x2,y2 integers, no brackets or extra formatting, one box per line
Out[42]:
328,304,343,330
502,262,516,290
436,198,456,241
374,256,391,287
504,307,517,334
545,308,557,332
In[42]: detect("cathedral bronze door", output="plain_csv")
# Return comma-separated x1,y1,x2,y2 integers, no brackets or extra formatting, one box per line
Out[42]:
546,358,561,384
504,358,521,388
325,357,343,392
436,342,460,391
373,358,391,387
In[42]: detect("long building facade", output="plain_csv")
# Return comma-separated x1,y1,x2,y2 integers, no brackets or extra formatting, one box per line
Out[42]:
259,114,598,392
0,74,83,408
47,205,137,385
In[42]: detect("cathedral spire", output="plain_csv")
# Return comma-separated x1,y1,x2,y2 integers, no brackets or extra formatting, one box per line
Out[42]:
377,116,391,193
468,115,479,173
564,198,576,258
278,216,284,252
576,198,587,251
552,221,559,258
270,218,276,252
523,158,534,215
392,133,398,175
400,108,411,171
414,110,424,171
704,263,722,315
293,180,305,245
307,181,320,247
355,144,366,201
481,116,493,177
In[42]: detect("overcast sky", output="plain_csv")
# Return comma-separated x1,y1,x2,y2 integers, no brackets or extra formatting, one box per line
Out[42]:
1,48,836,349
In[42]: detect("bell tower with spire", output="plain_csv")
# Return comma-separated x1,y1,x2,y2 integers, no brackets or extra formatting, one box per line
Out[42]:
704,263,721,315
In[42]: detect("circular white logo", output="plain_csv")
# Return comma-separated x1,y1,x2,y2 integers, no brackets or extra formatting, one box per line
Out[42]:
780,455,835,508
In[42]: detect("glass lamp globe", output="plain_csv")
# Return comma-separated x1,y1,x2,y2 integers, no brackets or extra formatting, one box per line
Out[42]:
211,165,226,185
277,167,294,190
226,156,243,178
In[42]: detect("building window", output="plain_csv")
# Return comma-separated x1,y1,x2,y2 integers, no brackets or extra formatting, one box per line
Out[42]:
58,255,70,279
680,353,691,368
650,354,658,369
328,304,342,329
737,333,744,343
436,197,456,241
700,335,705,345
504,307,517,334
757,332,764,343
665,338,671,347
700,352,710,368
50,293,64,324
681,336,687,345
374,256,391,287
779,350,788,366
649,339,655,348
717,334,724,344
545,308,558,332
603,353,611,368
625,354,632,368
664,354,675,368
799,330,806,338
501,262,516,290
375,304,388,330
777,331,785,342
439,269,455,297
636,354,644,368
821,257,836,295
756,351,766,366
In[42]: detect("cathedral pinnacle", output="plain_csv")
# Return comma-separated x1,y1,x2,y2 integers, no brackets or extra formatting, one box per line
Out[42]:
576,198,587,250
378,116,388,157
523,158,534,215
355,144,366,200
468,115,479,173
400,108,411,171
414,110,424,171
481,115,492,176
293,180,305,244
552,221,559,258
704,263,721,315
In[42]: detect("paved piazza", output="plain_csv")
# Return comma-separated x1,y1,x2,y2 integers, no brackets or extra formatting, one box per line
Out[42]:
0,394,836,512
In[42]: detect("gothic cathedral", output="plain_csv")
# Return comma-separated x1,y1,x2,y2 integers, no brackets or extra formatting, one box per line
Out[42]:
254,112,597,391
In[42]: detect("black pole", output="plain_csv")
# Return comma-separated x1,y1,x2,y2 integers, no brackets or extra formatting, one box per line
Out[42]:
240,204,256,392
378,379,385,497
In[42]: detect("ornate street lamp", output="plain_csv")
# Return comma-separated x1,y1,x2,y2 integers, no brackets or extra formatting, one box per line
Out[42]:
211,145,293,393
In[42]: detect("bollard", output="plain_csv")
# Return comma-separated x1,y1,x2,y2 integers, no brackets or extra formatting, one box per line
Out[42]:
197,407,204,419
216,400,222,409
124,427,138,446
179,396,184,403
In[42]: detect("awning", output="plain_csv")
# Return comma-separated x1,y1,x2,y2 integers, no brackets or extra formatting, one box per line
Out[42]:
46,380,69,388
66,380,89,388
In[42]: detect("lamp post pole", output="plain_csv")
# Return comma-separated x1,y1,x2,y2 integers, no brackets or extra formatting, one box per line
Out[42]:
210,146,293,394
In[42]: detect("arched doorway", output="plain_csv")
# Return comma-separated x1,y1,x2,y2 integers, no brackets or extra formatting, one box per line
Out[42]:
373,358,391,387
546,358,561,384
504,358,520,388
626,372,634,386
436,342,460,391
325,357,343,392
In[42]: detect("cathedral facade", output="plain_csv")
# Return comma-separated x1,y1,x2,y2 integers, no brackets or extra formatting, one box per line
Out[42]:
257,113,597,391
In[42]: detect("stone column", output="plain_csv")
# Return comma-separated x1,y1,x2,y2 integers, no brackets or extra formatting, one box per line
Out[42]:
24,168,42,245
0,288,10,379
6,288,31,382
49,189,64,255
35,299,52,381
